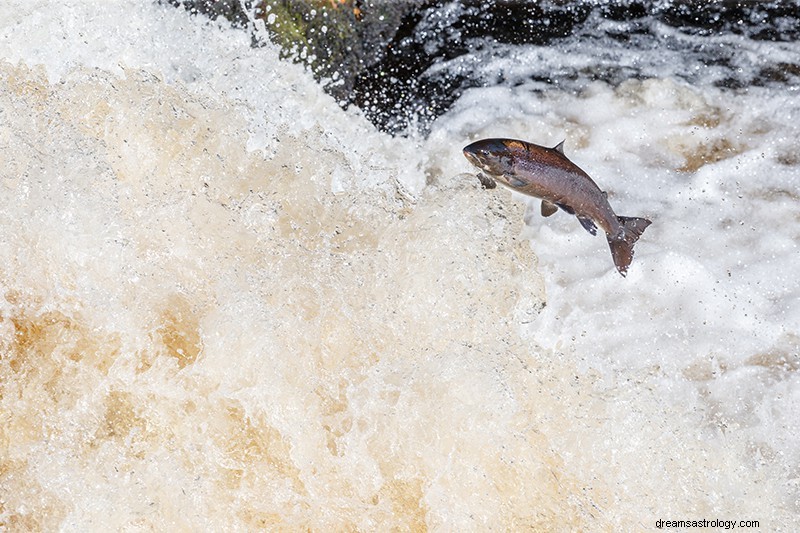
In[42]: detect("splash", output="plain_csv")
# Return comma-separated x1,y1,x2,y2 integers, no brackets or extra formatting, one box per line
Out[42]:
1,1,799,529
0,62,578,530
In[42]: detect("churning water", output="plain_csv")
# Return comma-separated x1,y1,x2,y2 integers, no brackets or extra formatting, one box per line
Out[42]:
1,1,798,530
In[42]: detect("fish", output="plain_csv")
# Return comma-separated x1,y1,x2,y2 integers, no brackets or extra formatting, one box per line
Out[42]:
463,138,651,276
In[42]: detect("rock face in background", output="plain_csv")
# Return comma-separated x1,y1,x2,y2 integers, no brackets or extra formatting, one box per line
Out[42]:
170,0,800,135
169,1,422,109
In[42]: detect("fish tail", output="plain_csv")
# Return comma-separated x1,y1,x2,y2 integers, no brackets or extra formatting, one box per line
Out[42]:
607,216,651,276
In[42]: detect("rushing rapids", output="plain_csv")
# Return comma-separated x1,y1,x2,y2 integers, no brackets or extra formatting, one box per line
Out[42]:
1,1,798,529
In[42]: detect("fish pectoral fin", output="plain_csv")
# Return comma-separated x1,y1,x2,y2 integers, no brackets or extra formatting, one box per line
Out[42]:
541,200,558,217
476,173,497,189
577,216,598,236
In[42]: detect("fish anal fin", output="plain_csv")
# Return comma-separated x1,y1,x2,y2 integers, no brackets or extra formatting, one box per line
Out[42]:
541,200,558,217
555,202,575,215
578,216,597,236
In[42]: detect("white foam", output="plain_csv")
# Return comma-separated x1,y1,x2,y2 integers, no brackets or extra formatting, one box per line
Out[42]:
437,62,800,524
1,0,798,529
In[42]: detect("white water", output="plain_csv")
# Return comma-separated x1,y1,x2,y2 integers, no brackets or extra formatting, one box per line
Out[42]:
1,1,798,530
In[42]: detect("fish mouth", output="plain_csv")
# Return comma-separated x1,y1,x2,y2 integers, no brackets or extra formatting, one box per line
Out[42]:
462,148,482,168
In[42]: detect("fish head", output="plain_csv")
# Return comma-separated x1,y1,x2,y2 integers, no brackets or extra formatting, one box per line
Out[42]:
464,139,514,183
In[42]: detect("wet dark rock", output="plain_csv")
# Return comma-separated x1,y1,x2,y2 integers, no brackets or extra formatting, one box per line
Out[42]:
167,1,422,105
355,0,800,134
166,0,252,27
168,1,800,135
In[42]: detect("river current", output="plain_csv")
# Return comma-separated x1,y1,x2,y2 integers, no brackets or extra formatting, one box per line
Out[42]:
1,1,798,530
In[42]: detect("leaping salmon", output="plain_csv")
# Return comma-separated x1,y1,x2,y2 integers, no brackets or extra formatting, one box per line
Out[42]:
463,138,651,276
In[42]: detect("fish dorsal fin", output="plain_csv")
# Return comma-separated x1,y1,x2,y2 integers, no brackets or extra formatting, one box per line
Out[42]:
553,140,566,155
541,200,558,217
